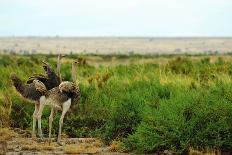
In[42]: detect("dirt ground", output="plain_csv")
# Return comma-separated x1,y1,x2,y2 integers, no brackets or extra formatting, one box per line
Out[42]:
0,128,128,155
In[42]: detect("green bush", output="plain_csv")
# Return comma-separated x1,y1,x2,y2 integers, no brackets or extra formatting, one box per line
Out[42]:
0,55,14,67
122,85,232,154
101,96,143,143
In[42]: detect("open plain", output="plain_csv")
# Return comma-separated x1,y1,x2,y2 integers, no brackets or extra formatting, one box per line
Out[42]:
0,37,232,55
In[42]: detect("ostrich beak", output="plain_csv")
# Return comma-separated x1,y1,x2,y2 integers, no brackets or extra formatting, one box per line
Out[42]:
58,54,66,59
59,85,63,93
32,79,38,84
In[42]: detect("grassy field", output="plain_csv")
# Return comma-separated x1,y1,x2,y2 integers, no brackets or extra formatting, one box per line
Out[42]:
1,54,232,154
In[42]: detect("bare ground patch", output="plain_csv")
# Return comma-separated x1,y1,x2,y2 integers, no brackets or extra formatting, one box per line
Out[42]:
0,128,127,155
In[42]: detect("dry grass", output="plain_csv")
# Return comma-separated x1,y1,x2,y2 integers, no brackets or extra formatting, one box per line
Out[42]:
0,128,17,141
22,143,54,151
110,140,121,152
0,128,103,154
64,144,99,154
14,137,55,151
0,93,12,127
0,128,55,151
189,147,221,155
93,139,103,147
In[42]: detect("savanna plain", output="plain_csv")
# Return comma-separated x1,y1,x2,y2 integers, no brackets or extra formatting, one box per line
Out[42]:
1,52,232,154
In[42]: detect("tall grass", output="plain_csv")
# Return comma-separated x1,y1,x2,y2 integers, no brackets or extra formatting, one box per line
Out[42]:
1,55,232,154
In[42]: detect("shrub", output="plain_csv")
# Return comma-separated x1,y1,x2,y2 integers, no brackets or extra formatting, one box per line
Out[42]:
166,57,194,74
122,85,232,154
0,55,14,67
101,96,143,143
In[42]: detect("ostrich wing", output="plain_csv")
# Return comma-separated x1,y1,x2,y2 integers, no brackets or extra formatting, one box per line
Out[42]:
42,62,61,89
27,74,48,84
27,62,60,90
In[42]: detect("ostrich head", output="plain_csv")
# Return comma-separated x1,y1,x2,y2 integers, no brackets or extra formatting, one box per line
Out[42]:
10,73,18,80
10,73,23,89
42,61,49,72
10,73,21,83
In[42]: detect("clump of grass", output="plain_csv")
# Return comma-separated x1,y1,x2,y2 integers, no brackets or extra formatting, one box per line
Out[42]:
11,136,55,151
0,92,12,127
0,128,17,141
166,57,194,74
22,143,54,151
64,144,99,154
189,147,221,155
110,140,121,152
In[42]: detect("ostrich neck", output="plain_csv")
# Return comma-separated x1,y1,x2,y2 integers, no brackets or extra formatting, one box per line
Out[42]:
13,78,25,94
57,54,61,81
72,63,77,83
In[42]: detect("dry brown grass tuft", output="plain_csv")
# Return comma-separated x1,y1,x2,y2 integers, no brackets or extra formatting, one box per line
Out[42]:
64,144,99,154
110,140,120,152
0,93,12,127
0,128,17,141
22,143,54,151
189,147,221,155
15,138,55,151
93,139,103,147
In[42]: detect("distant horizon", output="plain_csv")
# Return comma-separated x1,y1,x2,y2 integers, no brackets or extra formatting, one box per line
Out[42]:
1,36,232,38
1,37,232,55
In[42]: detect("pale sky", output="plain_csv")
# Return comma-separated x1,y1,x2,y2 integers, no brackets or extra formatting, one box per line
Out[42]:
0,0,232,37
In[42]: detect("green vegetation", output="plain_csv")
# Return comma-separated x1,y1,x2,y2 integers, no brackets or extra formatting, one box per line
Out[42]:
1,54,232,154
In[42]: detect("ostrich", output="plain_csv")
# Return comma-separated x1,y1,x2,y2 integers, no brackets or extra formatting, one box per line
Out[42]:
10,54,63,138
33,60,80,145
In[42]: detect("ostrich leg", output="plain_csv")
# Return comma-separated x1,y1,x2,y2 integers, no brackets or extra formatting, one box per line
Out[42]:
57,99,71,145
37,96,46,139
48,108,55,145
32,102,39,139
